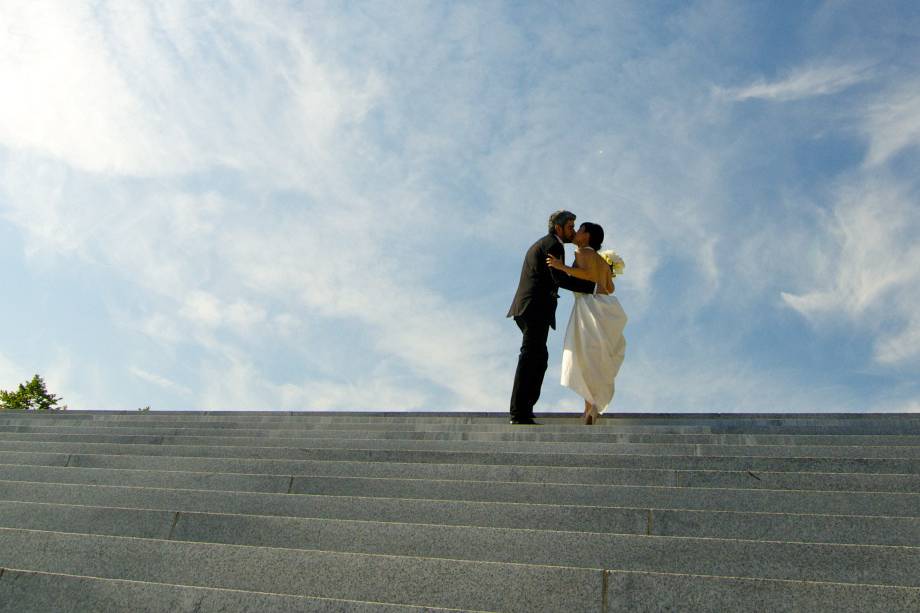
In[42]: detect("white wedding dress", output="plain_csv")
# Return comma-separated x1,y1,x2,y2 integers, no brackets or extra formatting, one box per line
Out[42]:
560,290,627,413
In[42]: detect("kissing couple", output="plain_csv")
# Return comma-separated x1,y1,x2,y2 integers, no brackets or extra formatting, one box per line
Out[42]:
507,210,627,425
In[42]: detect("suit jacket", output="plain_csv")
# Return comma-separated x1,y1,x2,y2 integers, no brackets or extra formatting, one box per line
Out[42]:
507,233,596,329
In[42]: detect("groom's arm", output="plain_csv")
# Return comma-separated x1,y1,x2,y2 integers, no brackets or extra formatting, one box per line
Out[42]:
553,269,596,294
545,242,596,294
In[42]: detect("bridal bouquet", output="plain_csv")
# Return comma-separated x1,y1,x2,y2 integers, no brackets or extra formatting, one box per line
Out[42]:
599,250,625,277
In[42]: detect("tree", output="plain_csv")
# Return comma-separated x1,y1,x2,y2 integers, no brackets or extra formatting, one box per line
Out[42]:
0,374,67,411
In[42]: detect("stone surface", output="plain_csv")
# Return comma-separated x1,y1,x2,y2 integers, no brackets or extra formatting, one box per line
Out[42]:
6,430,920,458
5,472,920,517
2,410,919,611
167,512,920,585
606,571,920,613
3,501,917,582
286,475,920,516
0,500,175,539
0,464,291,493
3,439,920,473
649,507,920,546
0,528,602,612
0,569,466,613
5,497,920,547
6,450,920,492
7,422,920,446
0,481,652,533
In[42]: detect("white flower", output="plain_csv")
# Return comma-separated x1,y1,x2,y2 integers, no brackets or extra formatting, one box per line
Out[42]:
598,249,625,276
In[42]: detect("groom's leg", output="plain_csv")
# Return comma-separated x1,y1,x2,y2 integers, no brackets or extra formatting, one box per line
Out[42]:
510,316,550,420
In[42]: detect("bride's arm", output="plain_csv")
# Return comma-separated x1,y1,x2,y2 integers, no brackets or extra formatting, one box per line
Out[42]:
546,251,596,282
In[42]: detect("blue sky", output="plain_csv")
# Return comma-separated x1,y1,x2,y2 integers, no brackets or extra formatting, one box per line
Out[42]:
1,1,919,412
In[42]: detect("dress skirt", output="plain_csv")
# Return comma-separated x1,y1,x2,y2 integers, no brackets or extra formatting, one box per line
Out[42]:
560,293,627,412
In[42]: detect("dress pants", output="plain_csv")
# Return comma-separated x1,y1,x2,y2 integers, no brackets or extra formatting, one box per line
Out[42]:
509,315,550,420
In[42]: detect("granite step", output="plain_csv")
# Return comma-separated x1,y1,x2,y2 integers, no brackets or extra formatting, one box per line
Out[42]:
0,417,717,434
2,566,918,613
12,471,920,518
5,431,920,458
1,410,918,611
5,455,920,492
3,495,920,549
0,568,463,613
5,412,920,432
2,481,920,544
270,475,920,516
605,571,920,612
0,528,601,612
7,423,920,447
7,419,920,436
1,513,919,587
2,440,919,474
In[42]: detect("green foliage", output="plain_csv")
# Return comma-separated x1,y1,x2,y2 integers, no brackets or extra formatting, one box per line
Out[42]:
137,406,151,412
0,374,67,411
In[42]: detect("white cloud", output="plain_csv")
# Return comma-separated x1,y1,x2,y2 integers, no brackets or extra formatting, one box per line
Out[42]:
874,322,920,365
220,215,514,408
176,291,266,333
0,1,381,180
717,62,873,102
278,379,428,412
617,352,851,413
189,350,431,412
0,1,765,412
129,367,193,397
863,80,920,166
2,2,919,415
0,1,514,410
137,313,185,347
180,292,224,328
781,177,920,364
0,2,189,174
0,166,514,408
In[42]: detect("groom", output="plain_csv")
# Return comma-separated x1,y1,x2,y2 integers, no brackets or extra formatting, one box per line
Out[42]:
507,210,596,425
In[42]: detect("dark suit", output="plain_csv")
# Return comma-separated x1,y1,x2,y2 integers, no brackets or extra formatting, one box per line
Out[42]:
507,233,595,420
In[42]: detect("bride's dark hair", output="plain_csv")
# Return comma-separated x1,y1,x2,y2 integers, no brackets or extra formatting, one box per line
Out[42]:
579,222,604,250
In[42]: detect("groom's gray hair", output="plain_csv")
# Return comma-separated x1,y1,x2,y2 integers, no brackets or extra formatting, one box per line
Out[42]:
548,210,576,233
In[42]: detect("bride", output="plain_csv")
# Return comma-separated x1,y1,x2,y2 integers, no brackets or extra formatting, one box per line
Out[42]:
546,222,627,425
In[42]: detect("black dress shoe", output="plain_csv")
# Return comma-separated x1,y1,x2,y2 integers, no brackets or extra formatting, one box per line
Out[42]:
509,418,541,425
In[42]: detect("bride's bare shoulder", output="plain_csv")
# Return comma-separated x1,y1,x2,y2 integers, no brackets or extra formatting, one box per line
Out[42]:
574,247,595,262
576,248,606,268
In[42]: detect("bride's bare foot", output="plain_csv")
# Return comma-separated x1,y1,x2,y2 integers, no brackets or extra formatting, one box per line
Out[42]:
583,401,593,425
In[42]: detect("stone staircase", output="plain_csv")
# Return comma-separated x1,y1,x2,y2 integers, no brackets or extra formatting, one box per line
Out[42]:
1,410,919,612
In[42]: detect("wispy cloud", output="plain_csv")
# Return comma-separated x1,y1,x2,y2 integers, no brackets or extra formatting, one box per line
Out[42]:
781,177,920,365
0,1,514,410
863,80,920,166
129,367,193,397
612,349,860,413
1,2,919,414
717,62,873,102
0,1,381,179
